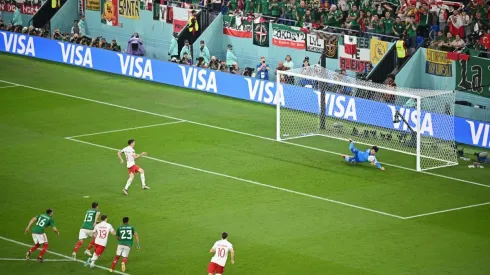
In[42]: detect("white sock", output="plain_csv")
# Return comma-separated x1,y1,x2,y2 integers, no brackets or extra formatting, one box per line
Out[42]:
91,254,98,263
140,173,146,186
124,178,133,190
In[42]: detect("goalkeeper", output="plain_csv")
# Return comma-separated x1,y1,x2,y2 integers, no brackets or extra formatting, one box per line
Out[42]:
341,139,385,171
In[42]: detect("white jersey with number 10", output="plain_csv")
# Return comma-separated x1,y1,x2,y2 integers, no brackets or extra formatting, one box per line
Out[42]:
93,221,114,247
210,240,233,267
120,146,136,168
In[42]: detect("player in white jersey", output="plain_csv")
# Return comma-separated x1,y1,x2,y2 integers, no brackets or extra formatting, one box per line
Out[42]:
207,232,235,275
84,215,115,268
117,139,150,195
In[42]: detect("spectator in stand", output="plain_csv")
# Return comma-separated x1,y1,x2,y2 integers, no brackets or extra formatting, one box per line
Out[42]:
211,0,222,15
12,4,22,26
430,4,449,33
198,40,210,64
256,57,270,80
302,56,310,67
180,40,191,60
372,15,384,37
349,5,361,31
168,33,179,60
381,11,395,39
269,0,281,19
71,20,80,38
296,1,307,27
225,44,238,72
275,60,288,76
448,10,464,38
79,16,86,37
181,53,191,65
441,31,454,51
282,0,296,26
283,55,294,70
450,34,465,50
127,33,145,56
384,74,397,103
392,16,405,37
405,16,418,49
429,30,445,49
461,10,471,38
417,3,431,37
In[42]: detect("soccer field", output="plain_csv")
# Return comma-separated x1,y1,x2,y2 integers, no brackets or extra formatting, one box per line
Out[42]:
1,53,490,275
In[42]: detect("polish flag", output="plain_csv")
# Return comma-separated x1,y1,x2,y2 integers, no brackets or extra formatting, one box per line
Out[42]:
344,35,357,55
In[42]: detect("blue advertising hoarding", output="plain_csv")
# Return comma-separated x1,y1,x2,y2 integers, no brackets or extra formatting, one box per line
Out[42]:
0,31,489,149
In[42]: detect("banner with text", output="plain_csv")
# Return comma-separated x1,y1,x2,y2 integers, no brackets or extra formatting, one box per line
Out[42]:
306,32,338,59
87,0,100,11
0,0,40,15
173,7,189,33
370,38,388,65
271,24,305,49
222,15,253,38
456,56,490,98
0,31,488,149
119,0,139,19
101,0,118,26
426,48,452,77
339,35,370,72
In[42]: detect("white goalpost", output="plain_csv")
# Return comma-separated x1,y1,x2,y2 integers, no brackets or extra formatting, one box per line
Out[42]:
276,65,458,172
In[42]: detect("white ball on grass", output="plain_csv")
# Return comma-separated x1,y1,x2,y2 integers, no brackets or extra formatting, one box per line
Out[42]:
368,155,375,162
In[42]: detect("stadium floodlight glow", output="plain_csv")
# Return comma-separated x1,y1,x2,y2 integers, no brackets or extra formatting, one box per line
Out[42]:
276,65,458,172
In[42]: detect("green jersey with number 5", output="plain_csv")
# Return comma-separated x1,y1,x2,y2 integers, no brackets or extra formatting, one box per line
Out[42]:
81,208,99,230
32,214,55,234
117,225,136,247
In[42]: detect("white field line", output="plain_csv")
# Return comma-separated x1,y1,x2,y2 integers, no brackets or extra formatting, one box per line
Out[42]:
66,137,406,220
0,85,19,89
0,79,487,190
0,257,73,262
0,236,131,275
65,121,187,139
403,201,490,220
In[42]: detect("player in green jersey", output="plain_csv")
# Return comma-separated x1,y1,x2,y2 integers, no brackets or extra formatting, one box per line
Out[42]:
110,217,140,273
72,202,101,259
25,209,59,262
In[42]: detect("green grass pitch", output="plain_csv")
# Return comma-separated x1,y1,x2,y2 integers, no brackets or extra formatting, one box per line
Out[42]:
1,53,490,275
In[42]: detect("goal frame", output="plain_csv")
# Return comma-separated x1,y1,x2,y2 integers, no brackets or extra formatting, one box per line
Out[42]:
276,67,457,172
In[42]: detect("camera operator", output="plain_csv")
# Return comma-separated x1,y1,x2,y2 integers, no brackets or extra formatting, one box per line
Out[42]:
195,56,206,68
219,61,227,72
53,28,64,41
127,33,145,56
256,57,270,80
109,39,121,51
181,53,191,65
243,67,255,77
208,56,220,70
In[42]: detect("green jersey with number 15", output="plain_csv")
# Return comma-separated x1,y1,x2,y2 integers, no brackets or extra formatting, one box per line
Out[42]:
81,208,99,230
117,225,136,247
32,214,55,234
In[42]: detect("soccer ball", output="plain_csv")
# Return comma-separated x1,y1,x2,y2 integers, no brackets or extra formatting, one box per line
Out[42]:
368,155,375,162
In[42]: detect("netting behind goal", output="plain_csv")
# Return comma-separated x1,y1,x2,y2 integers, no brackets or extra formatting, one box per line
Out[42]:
276,65,457,172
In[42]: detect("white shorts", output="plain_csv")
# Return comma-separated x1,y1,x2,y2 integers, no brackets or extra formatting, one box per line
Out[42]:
32,233,47,244
116,245,131,258
78,229,93,240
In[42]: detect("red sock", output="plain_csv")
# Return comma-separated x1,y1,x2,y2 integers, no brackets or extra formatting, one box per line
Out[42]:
39,243,48,258
87,240,96,250
122,258,128,264
111,256,120,269
29,244,40,253
73,240,84,253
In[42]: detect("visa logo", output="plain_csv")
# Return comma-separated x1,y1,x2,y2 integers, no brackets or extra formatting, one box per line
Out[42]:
1,32,35,56
59,42,93,67
245,78,284,105
117,54,153,80
387,106,433,136
466,120,490,147
179,66,217,93
314,91,357,120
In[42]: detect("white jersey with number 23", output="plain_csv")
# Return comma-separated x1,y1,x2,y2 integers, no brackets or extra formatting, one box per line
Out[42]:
120,146,136,168
93,221,114,247
210,239,233,267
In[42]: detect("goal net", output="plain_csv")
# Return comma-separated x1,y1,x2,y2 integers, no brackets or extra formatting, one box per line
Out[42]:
276,65,457,172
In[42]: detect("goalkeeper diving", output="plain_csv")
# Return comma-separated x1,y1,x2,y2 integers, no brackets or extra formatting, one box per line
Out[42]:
341,139,385,171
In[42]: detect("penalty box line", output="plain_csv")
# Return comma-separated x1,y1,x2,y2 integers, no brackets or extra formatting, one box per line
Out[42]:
65,120,187,139
0,79,487,189
65,137,406,220
0,236,131,275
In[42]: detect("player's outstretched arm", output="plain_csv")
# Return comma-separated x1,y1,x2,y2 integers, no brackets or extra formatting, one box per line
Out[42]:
24,217,37,234
52,226,60,235
117,151,124,164
134,152,148,159
135,232,140,250
230,248,235,264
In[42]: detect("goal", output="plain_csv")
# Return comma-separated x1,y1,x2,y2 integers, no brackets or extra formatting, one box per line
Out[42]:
276,65,458,172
